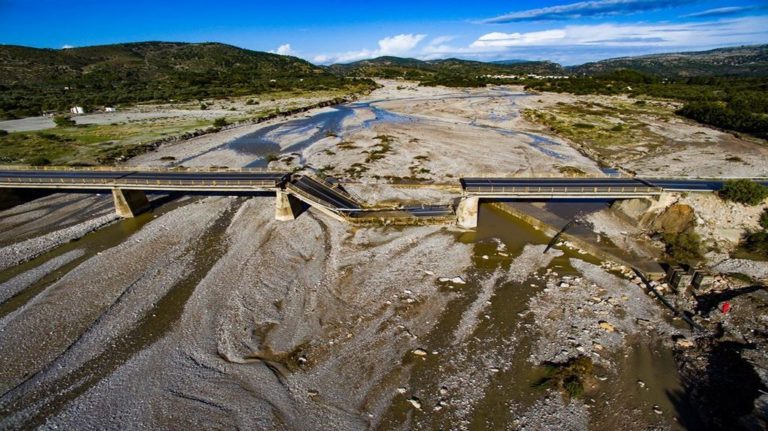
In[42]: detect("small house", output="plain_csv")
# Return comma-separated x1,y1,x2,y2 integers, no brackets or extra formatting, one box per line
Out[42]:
70,106,84,115
105,107,117,112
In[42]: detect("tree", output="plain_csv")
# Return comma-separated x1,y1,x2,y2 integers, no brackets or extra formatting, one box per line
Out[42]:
720,179,768,206
53,116,76,127
760,209,768,230
213,117,228,128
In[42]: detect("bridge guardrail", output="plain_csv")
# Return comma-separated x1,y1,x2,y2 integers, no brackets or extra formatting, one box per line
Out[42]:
0,165,287,173
0,177,280,187
464,185,661,194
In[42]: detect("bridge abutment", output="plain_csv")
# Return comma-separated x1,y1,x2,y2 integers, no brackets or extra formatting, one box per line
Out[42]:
275,190,303,221
456,196,479,229
112,188,150,218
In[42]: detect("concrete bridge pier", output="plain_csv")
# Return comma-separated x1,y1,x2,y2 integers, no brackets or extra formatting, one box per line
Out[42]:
456,196,479,229
275,190,303,221
112,188,150,218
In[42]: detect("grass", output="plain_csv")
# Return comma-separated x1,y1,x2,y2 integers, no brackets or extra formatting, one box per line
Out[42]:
522,98,676,159
0,119,210,165
363,135,395,163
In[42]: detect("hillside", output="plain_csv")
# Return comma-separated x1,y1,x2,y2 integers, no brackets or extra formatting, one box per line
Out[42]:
328,56,564,80
0,42,374,119
569,45,768,77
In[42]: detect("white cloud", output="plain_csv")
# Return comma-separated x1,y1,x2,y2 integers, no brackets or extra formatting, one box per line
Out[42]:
61,44,74,49
428,35,456,46
313,33,426,64
377,33,426,55
481,0,681,23
471,30,567,48
271,43,296,56
470,16,768,49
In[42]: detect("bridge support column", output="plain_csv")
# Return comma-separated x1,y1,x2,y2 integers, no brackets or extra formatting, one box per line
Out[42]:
112,188,150,218
275,190,303,221
456,196,479,229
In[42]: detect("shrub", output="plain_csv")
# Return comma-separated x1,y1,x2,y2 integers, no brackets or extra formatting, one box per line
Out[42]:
742,231,768,258
720,179,768,206
0,129,8,136
760,209,768,230
53,116,75,127
26,156,51,166
213,117,228,128
534,356,593,400
662,229,703,263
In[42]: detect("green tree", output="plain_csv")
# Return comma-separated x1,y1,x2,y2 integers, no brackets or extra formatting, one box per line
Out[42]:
662,229,703,263
213,117,228,128
760,209,768,230
53,116,76,127
720,179,768,206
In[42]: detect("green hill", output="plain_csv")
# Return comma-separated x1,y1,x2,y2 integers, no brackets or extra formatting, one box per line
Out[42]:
0,42,374,119
328,56,564,81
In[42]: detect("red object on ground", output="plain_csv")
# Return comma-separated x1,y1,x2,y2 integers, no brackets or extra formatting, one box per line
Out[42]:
721,301,731,314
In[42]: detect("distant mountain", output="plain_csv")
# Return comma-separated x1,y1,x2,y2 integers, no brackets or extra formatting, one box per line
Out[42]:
491,59,529,65
0,42,370,118
328,56,564,79
568,45,768,77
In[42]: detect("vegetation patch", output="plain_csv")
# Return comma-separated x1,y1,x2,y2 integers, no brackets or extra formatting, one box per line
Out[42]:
534,356,594,400
719,179,768,206
662,228,703,263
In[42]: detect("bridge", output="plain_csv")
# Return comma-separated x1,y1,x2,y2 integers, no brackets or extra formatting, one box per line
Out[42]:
456,176,768,228
1,167,766,228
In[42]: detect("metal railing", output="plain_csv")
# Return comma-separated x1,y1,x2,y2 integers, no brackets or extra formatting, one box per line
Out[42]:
464,185,660,195
0,177,281,188
0,164,288,173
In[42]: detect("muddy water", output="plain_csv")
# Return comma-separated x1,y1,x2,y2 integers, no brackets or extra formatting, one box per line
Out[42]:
380,203,687,430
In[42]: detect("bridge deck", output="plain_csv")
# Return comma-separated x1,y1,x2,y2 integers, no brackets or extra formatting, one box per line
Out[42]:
461,177,659,197
0,168,290,191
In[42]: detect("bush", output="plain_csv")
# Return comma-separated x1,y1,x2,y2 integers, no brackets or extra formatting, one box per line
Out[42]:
720,179,768,206
53,116,75,127
534,356,593,400
213,117,228,128
26,156,51,166
0,129,8,136
742,231,768,258
662,229,703,263
760,209,768,230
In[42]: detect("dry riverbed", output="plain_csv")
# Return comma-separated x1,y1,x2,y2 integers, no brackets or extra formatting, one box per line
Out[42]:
1,81,767,429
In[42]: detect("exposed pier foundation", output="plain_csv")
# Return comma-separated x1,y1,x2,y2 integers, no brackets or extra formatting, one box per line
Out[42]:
112,188,150,218
456,196,479,229
275,190,304,221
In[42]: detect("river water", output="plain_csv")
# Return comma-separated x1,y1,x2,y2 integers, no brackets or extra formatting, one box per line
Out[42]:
225,91,578,167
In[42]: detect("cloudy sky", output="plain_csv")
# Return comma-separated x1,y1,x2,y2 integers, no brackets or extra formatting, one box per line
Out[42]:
0,0,766,65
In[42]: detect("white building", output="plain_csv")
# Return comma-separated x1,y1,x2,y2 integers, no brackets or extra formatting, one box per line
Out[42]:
105,107,117,112
70,106,84,115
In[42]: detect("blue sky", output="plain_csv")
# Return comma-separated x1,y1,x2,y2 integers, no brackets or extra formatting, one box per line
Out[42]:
0,0,766,65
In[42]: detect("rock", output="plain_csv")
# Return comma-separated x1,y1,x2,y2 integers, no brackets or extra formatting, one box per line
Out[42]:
396,387,407,394
559,282,570,288
675,338,695,348
298,355,307,365
408,397,422,410
482,255,489,260
438,276,466,284
598,321,616,332
439,386,448,396
652,405,663,415
308,389,319,396
403,289,413,295
637,380,646,388
423,270,435,276
490,367,500,373
412,348,428,356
